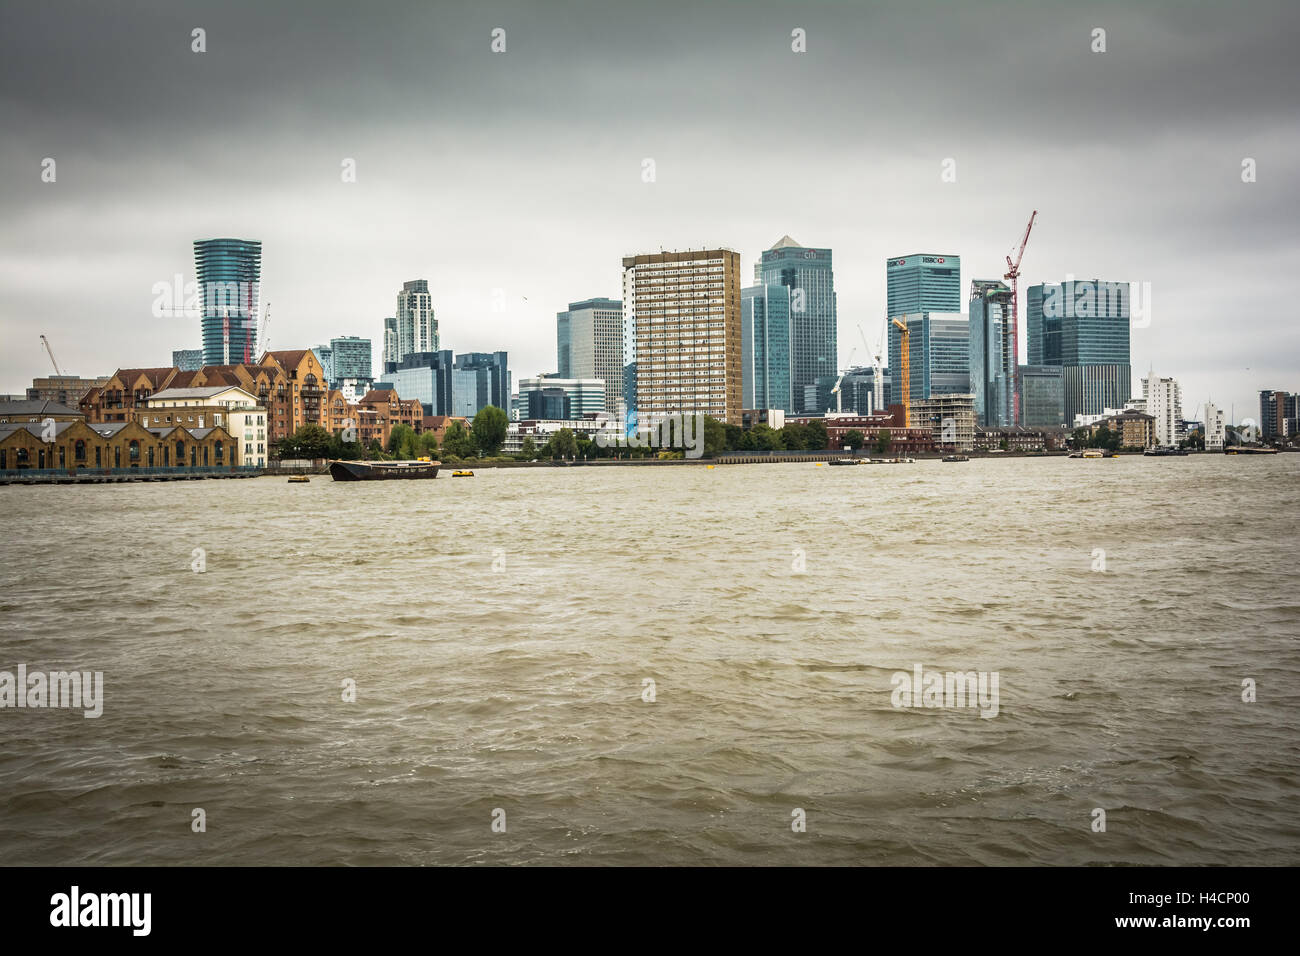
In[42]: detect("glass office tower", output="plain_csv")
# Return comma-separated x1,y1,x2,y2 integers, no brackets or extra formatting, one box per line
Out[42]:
741,284,793,411
886,253,961,316
195,238,262,366
1027,280,1131,421
556,298,622,417
330,336,373,383
1018,365,1065,427
969,279,1013,427
386,350,453,415
888,312,970,406
754,237,835,415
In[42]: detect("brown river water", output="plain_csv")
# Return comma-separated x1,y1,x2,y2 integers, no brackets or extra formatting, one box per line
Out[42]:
1,455,1297,865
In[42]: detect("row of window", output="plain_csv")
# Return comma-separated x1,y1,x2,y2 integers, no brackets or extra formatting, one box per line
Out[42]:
1,439,225,470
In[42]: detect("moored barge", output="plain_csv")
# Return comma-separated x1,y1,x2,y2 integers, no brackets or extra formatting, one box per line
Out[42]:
328,459,441,481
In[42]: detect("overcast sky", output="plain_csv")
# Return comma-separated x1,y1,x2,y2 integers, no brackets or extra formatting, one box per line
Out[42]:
2,0,1296,421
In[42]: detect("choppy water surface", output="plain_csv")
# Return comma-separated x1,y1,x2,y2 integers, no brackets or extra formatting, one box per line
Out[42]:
1,456,1298,865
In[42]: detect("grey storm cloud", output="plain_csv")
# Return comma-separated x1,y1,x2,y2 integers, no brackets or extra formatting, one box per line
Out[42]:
2,0,1297,419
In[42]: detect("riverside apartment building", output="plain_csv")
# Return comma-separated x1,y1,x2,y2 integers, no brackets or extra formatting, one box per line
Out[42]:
622,249,742,426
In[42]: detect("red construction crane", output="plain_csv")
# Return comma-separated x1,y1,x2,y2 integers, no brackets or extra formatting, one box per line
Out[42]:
1003,210,1037,425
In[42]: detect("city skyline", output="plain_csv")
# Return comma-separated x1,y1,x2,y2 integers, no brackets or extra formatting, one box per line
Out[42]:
2,0,1297,423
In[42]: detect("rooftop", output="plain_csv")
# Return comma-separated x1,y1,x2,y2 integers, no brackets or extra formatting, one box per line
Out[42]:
149,385,255,402
0,399,83,418
0,421,77,439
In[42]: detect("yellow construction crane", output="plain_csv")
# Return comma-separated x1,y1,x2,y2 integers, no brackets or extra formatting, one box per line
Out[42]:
891,316,910,427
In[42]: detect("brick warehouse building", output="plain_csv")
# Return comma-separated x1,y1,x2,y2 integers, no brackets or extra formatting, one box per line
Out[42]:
81,352,434,453
0,419,237,472
791,413,937,454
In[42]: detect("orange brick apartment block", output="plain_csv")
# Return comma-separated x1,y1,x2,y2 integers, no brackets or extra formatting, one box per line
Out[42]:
81,350,330,446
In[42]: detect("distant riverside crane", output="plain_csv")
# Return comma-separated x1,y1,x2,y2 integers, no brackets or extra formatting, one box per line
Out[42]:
258,302,271,356
857,323,885,416
891,317,910,427
829,345,857,416
40,334,62,376
1003,210,1038,425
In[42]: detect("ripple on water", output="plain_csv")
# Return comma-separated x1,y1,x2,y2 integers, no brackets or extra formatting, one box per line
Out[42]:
1,456,1298,864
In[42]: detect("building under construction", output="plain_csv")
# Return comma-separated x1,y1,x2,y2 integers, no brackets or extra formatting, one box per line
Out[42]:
911,393,977,452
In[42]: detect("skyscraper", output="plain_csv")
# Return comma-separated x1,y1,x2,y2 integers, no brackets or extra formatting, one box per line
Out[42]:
740,284,792,411
396,280,437,360
1028,280,1132,422
312,345,334,383
887,254,961,316
888,312,970,406
556,298,623,417
968,279,1013,427
330,335,372,383
195,238,261,367
386,350,453,415
453,351,510,415
1259,390,1298,438
622,248,742,425
382,317,399,372
1025,285,1062,366
754,237,836,415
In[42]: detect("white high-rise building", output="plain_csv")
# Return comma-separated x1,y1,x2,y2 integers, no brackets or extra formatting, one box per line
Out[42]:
1142,373,1184,448
382,316,399,369
396,280,438,360
1204,401,1225,449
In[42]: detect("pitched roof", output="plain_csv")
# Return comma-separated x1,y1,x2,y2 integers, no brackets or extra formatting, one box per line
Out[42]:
0,399,83,417
262,350,311,370
150,385,254,402
768,235,803,250
116,368,175,388
361,389,400,404
88,422,132,437
0,421,78,439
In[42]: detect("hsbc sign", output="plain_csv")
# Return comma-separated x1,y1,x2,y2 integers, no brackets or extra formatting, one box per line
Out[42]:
888,255,953,268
